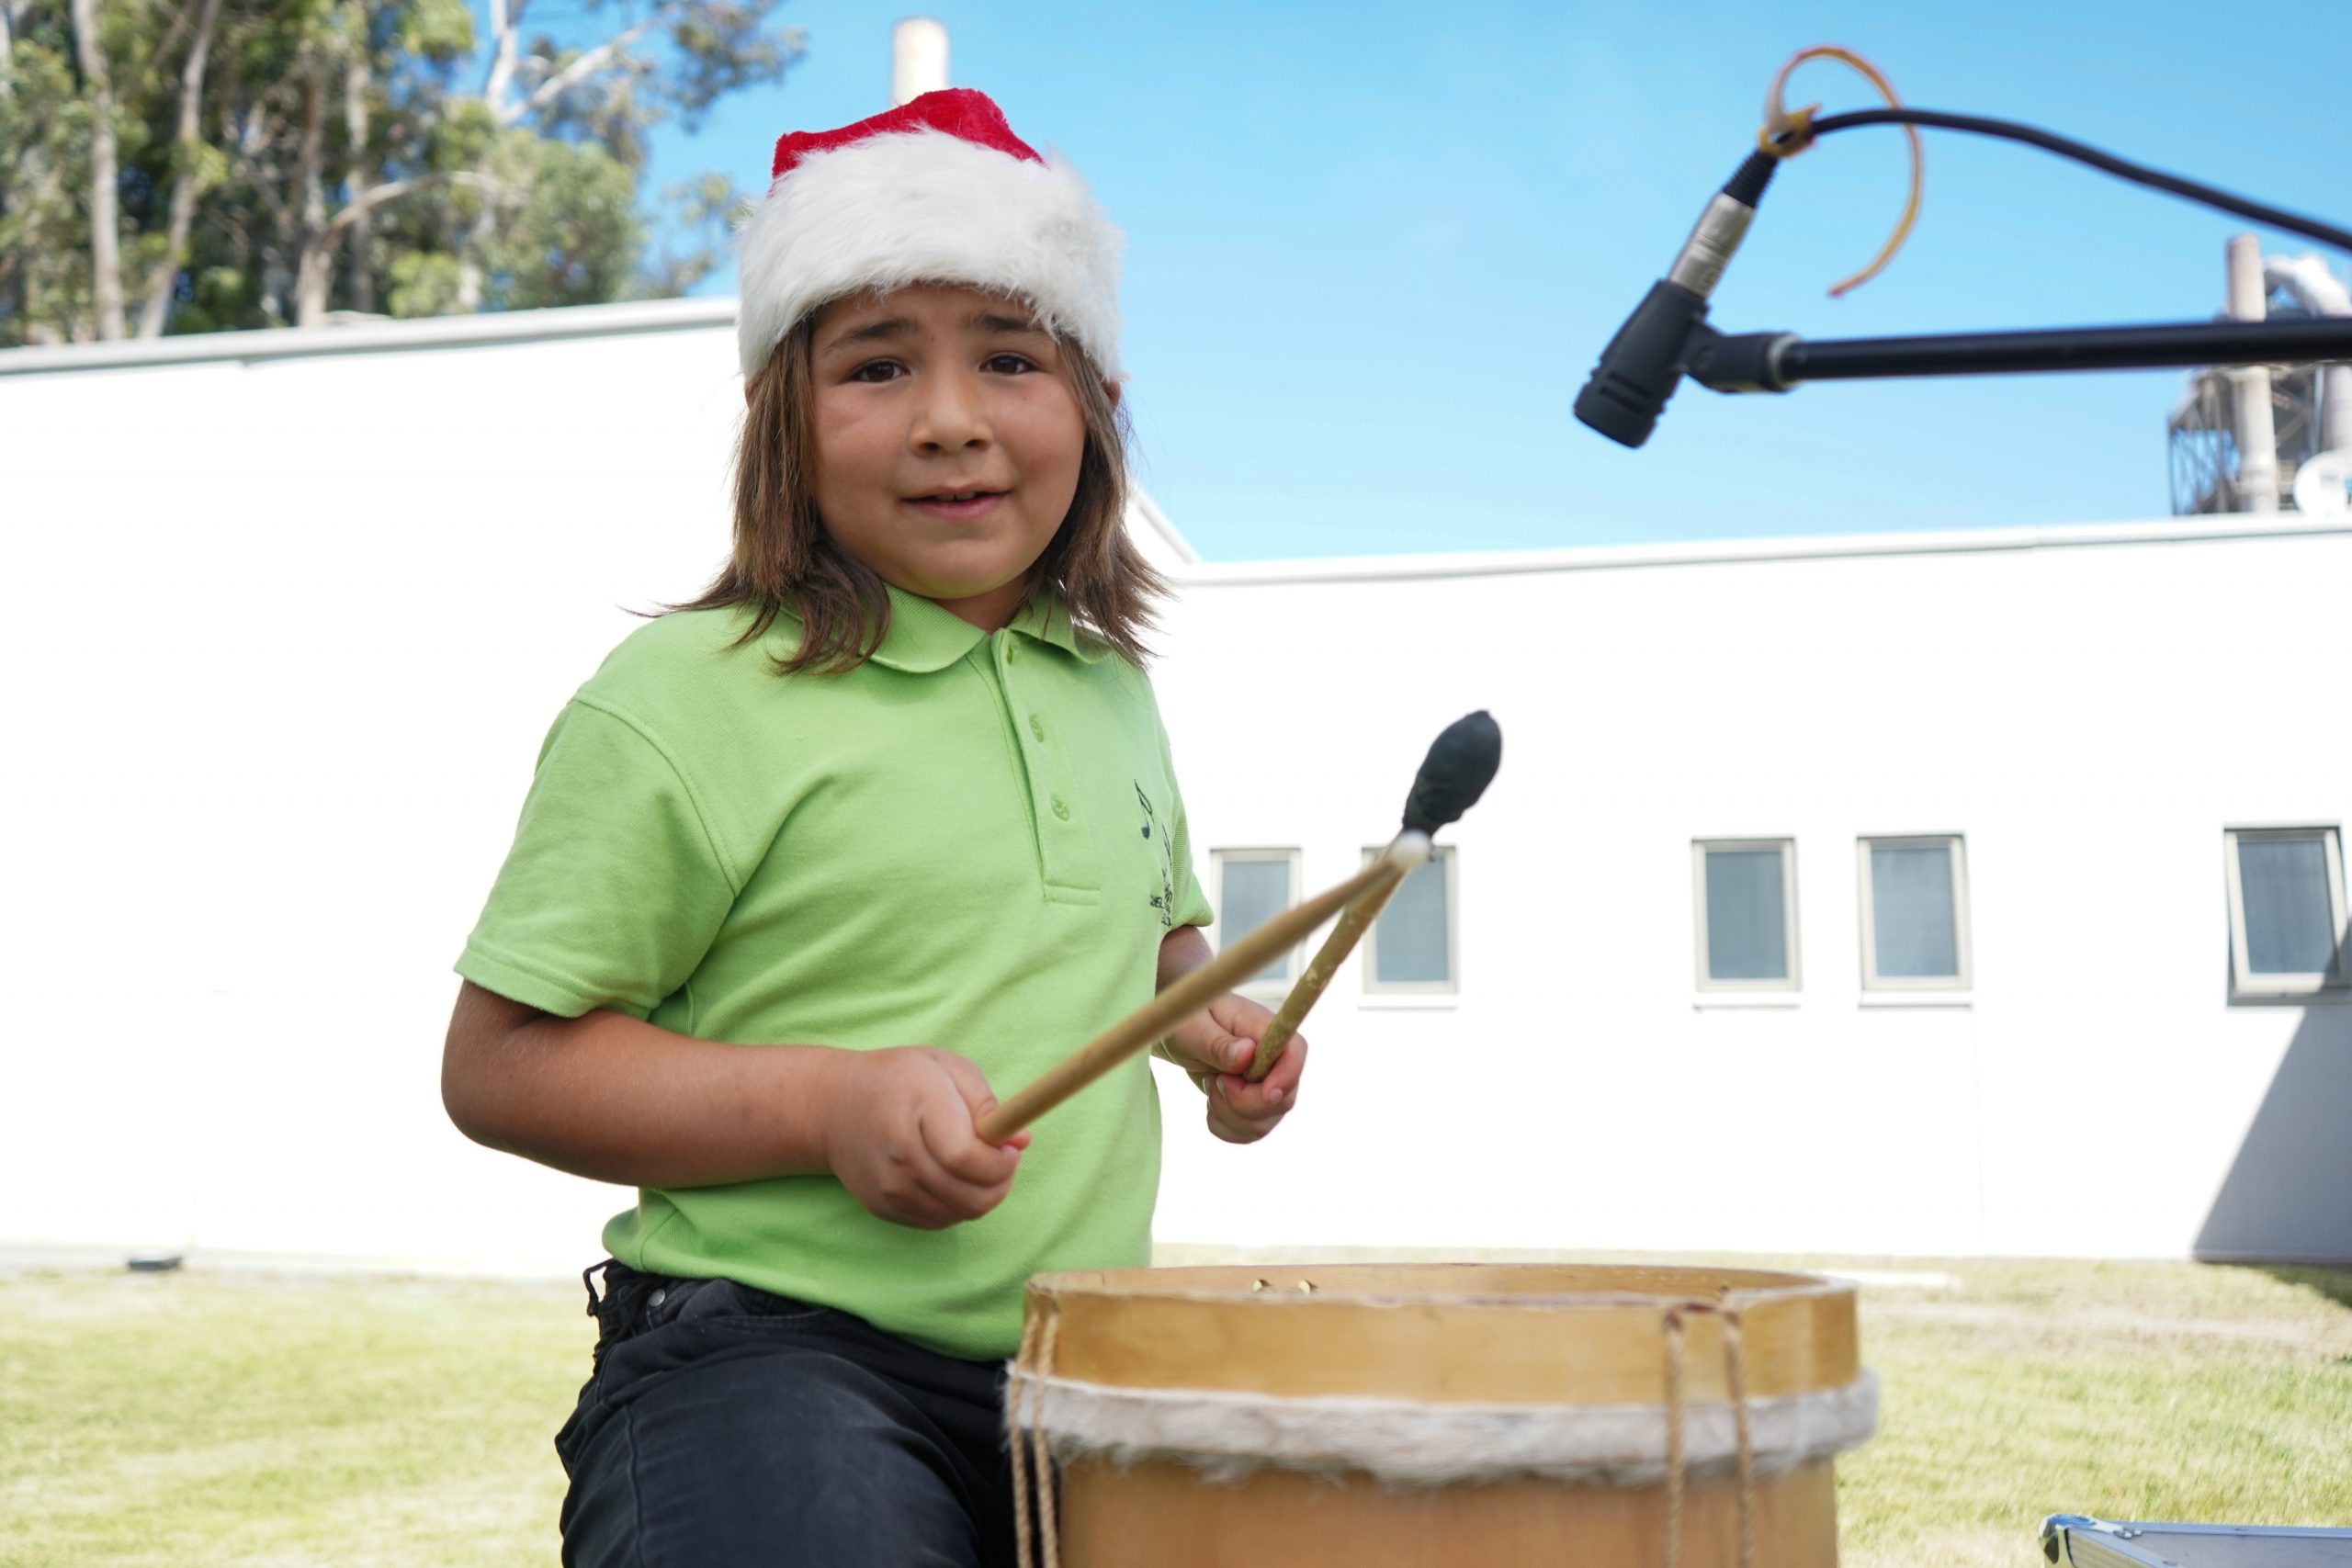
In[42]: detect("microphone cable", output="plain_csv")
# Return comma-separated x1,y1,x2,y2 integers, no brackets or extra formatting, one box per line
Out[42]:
1779,107,2352,257
1571,45,2352,449
1754,45,2352,293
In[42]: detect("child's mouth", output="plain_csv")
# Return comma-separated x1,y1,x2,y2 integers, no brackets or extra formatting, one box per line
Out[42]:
907,490,1007,521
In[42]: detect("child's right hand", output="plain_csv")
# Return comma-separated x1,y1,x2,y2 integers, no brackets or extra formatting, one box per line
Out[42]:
823,1047,1030,1230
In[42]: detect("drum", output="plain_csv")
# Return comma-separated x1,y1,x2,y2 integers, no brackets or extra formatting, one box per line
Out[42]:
1005,1263,1874,1568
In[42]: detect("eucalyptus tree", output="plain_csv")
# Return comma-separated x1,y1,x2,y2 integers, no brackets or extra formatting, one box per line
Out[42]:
0,0,802,344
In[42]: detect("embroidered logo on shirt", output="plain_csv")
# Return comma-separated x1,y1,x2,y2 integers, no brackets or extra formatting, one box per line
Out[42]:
1136,783,1175,929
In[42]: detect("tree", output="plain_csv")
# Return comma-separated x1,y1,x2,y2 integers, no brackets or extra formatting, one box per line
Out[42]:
134,0,222,338
67,0,123,336
0,0,803,345
1,0,96,342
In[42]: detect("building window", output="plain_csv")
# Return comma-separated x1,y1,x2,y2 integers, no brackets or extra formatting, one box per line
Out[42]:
1210,849,1302,987
1364,845,1457,994
1859,836,1972,990
2224,828,2347,998
1692,840,1800,991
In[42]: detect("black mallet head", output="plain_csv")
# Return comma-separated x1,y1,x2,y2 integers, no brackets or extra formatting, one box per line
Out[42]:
1401,711,1502,837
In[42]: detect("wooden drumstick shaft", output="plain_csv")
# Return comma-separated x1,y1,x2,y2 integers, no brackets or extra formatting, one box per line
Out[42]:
1240,710,1504,1082
1241,850,1410,1083
976,837,1430,1144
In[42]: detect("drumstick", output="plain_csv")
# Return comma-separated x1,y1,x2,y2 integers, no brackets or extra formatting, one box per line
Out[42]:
1244,710,1504,1082
976,835,1432,1144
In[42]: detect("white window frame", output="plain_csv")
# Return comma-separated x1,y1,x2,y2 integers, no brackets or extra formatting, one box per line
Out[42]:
1362,844,1459,996
1858,834,1973,992
1210,848,1303,999
2223,826,2348,998
1691,839,1801,993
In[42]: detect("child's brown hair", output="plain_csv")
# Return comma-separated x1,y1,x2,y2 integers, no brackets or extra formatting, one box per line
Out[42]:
673,308,1167,674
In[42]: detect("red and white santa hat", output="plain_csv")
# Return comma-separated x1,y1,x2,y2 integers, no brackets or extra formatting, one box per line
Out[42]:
735,88,1124,381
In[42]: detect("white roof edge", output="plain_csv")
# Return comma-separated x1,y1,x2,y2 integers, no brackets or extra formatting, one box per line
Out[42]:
1125,487,1200,564
9,310,2338,576
1170,513,2352,586
0,296,739,377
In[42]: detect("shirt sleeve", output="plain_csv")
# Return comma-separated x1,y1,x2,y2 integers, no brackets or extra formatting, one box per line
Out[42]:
456,696,737,1020
1158,720,1215,933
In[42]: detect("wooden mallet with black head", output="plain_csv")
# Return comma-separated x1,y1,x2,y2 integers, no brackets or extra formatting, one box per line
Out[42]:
1241,709,1503,1081
973,712,1501,1143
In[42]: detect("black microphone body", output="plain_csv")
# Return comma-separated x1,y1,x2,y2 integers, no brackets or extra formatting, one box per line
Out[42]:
1572,279,1712,448
1575,152,1779,449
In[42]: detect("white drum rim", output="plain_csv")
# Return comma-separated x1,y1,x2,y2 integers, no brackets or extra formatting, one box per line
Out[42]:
1006,1367,1879,1490
1035,1267,1858,1313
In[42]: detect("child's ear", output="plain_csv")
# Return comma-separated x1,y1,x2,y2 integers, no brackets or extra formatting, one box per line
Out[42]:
1103,377,1124,412
743,372,760,408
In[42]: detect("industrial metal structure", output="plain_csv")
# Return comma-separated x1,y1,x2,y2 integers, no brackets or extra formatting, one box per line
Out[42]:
2168,241,2352,516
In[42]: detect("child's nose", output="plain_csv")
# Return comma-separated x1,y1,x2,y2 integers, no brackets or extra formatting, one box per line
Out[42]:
910,368,992,452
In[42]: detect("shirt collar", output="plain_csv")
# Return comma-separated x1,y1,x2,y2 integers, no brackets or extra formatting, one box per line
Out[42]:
1005,590,1114,664
862,584,1112,673
862,586,985,672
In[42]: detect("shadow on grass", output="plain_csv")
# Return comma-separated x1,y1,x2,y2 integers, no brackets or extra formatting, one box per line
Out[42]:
2255,1265,2352,1314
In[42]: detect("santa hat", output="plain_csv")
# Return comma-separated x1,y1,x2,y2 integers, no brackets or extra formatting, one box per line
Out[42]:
735,88,1124,381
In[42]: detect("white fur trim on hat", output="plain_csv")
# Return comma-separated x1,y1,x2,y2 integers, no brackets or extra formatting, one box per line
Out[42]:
735,128,1124,380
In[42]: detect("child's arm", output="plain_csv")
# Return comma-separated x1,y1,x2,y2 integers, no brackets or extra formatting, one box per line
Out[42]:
1151,927,1307,1144
441,981,1026,1230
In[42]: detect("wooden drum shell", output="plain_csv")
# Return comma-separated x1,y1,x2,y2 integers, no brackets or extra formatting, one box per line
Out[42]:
1017,1264,1868,1568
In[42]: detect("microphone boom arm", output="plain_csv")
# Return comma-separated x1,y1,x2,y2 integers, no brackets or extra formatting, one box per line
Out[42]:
1685,316,2352,394
1570,100,2352,448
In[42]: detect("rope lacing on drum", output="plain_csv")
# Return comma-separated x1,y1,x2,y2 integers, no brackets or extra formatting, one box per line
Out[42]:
1661,1296,1758,1568
1010,1293,1063,1568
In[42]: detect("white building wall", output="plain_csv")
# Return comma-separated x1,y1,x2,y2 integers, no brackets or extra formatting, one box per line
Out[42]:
1,304,2344,1272
2,308,755,1274
1150,534,2352,1262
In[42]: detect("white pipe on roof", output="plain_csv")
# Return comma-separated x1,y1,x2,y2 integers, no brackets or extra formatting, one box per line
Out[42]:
2263,252,2352,460
2226,235,2280,513
891,17,948,106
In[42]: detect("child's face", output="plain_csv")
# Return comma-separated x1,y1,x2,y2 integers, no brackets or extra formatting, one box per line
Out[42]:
808,282,1090,630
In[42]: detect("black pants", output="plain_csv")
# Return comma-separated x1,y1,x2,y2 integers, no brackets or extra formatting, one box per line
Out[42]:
556,1262,1020,1568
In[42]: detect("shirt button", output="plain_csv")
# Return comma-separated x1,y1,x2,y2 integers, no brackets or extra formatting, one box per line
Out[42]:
649,1288,667,1308
1003,640,1017,662
1029,715,1046,741
1051,796,1070,821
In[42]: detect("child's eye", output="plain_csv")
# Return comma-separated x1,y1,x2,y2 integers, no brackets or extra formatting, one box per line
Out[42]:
984,353,1037,375
849,360,904,383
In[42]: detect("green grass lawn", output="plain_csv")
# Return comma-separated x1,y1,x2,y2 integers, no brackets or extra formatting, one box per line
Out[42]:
2,1257,2346,1565
1835,1259,2352,1568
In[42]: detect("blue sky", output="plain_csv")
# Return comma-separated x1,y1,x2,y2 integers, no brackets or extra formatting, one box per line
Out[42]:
617,0,2350,560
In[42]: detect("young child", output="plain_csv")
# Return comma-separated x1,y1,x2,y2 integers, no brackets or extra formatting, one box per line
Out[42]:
439,89,1308,1568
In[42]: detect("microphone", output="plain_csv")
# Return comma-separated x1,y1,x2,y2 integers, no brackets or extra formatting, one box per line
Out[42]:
1574,152,1779,448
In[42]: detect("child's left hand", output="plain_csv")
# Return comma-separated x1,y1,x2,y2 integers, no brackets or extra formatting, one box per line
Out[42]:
1159,993,1306,1145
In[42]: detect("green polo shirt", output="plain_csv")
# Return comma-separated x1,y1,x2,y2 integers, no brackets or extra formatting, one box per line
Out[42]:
457,587,1211,1359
